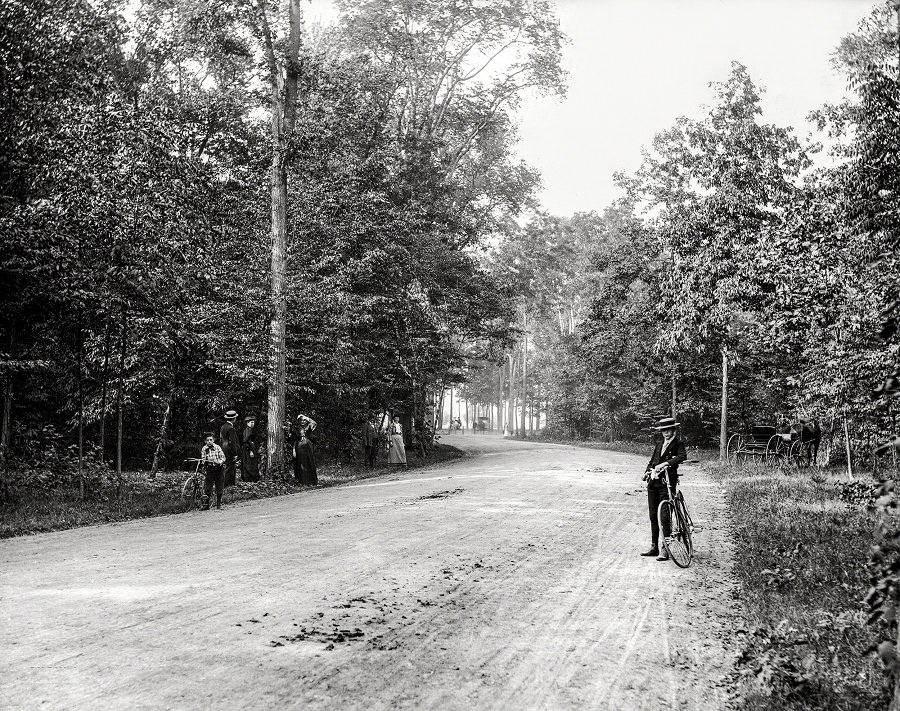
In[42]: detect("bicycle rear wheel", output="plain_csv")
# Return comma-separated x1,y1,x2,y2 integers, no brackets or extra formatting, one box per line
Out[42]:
181,476,199,512
658,499,692,568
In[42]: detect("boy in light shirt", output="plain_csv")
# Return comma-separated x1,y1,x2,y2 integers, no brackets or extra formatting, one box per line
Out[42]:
200,432,226,510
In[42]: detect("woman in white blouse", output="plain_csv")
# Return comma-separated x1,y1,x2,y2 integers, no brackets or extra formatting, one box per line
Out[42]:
388,414,407,467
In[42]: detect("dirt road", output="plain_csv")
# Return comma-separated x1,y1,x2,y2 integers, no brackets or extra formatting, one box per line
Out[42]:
1,436,737,710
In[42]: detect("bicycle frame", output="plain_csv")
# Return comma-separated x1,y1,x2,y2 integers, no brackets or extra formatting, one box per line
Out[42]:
655,465,694,567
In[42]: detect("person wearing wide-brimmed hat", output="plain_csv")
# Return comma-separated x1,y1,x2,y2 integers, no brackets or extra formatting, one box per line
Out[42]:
219,410,242,486
641,416,687,561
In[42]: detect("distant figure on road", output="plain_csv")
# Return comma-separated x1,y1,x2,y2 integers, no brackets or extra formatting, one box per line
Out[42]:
220,410,241,486
241,416,261,482
362,414,378,468
641,416,687,561
388,415,407,467
199,432,226,510
293,414,318,485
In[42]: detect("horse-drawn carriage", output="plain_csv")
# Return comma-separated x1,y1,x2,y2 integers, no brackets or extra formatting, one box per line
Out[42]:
726,422,820,467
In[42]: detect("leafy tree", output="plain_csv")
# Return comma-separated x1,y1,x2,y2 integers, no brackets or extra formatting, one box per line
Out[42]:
626,62,809,456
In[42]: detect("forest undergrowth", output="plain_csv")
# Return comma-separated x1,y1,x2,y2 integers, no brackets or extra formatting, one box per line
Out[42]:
0,444,465,538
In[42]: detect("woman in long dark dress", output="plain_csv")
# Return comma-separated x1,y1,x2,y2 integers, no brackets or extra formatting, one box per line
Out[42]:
292,414,318,485
240,416,261,482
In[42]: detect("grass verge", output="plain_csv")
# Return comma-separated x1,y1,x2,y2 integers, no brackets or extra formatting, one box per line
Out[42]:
0,443,465,539
706,461,890,710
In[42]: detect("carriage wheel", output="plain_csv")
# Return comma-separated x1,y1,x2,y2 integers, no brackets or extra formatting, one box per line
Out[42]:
788,440,807,468
726,434,743,463
765,435,784,466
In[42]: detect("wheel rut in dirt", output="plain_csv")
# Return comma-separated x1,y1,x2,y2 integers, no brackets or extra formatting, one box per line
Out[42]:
0,435,738,710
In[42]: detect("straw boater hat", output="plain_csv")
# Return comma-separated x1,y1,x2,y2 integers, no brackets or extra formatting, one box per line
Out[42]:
652,416,680,430
224,410,238,420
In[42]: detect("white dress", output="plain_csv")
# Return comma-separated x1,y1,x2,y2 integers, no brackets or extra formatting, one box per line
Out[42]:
388,423,407,464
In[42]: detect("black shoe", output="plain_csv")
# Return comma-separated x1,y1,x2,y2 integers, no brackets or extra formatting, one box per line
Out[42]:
640,548,659,557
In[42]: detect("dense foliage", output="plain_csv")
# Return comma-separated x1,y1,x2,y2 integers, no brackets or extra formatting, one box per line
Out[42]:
0,0,565,482
479,5,900,469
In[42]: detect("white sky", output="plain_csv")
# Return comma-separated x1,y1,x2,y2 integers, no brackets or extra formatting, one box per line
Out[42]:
515,0,873,216
307,0,875,217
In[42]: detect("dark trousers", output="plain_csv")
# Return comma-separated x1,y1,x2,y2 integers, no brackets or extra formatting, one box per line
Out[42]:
223,457,236,486
364,444,376,467
204,465,224,508
647,486,671,549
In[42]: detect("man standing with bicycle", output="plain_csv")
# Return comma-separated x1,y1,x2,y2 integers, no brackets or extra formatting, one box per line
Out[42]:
641,416,687,561
200,432,226,510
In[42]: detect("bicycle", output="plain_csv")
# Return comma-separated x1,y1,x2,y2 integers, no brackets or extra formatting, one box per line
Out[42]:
180,458,207,512
656,466,694,568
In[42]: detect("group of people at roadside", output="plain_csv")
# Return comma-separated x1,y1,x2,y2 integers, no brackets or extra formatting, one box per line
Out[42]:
362,413,408,469
198,410,412,510
198,411,262,510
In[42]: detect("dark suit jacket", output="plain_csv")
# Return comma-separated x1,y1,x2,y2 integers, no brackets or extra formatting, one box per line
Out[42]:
645,435,687,489
220,421,241,458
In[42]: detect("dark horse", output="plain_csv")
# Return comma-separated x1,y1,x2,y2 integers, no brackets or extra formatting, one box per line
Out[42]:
789,420,822,467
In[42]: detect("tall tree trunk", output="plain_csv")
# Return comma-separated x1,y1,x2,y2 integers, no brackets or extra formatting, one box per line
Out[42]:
412,378,424,457
448,385,454,427
1,324,14,461
528,395,533,433
266,167,288,475
520,316,527,439
719,346,728,460
260,0,303,478
843,409,854,479
435,384,446,431
149,389,174,478
99,313,113,458
508,355,518,437
116,306,127,496
77,317,84,500
497,365,503,433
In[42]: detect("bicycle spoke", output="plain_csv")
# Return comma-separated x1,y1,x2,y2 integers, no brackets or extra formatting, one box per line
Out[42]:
669,500,693,567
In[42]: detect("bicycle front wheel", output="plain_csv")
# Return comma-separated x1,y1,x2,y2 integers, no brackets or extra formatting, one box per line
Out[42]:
673,495,693,566
676,491,694,535
181,477,199,512
658,499,692,568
